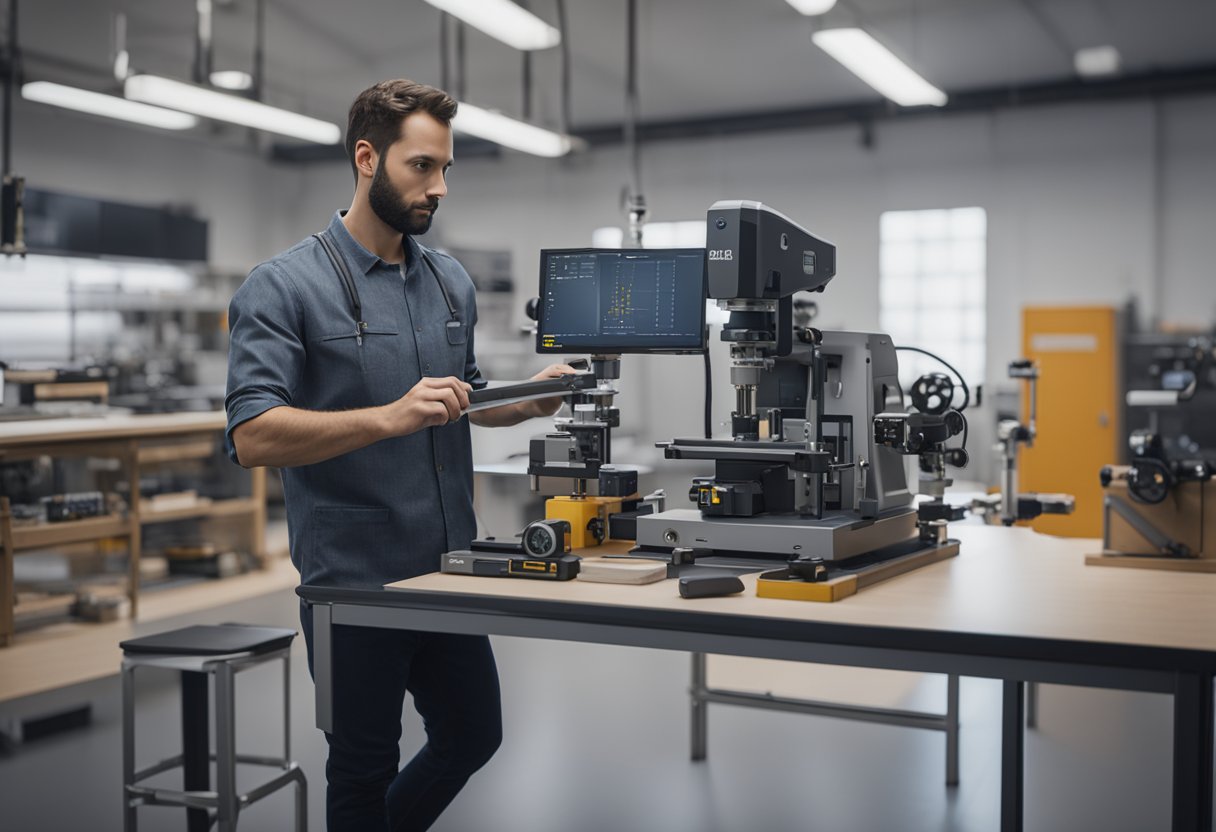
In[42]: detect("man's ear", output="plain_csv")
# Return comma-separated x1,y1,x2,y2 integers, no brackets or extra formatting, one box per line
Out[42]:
354,139,378,180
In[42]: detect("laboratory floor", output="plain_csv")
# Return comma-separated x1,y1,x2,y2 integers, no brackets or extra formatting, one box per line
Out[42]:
0,585,1191,832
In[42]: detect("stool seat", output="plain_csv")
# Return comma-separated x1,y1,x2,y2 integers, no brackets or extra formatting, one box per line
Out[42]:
121,623,296,657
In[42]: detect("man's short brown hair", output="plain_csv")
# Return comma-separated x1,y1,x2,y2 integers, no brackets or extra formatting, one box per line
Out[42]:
345,80,458,180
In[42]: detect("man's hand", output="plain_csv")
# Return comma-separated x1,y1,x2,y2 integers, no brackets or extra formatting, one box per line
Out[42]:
519,363,578,419
382,376,472,436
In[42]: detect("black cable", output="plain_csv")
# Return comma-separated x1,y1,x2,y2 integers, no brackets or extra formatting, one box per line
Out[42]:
439,13,450,93
895,345,971,412
555,0,570,136
703,340,712,439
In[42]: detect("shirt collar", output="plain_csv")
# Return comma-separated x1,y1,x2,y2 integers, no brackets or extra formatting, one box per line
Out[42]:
328,210,421,276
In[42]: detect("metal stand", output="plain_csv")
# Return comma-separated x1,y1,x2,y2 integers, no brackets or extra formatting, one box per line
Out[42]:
689,652,961,786
1001,680,1025,832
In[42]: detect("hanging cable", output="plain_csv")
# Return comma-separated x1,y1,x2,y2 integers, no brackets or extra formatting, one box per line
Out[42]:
252,0,265,100
439,12,450,93
623,0,645,246
455,20,466,101
555,0,570,136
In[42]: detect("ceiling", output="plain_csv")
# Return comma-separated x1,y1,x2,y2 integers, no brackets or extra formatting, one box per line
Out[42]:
14,0,1216,149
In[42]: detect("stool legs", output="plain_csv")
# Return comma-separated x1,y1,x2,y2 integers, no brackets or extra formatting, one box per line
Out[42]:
181,671,211,832
215,662,239,832
121,663,138,832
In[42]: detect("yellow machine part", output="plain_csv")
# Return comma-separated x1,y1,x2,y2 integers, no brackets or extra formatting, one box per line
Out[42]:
545,495,623,549
1021,306,1121,537
755,574,858,602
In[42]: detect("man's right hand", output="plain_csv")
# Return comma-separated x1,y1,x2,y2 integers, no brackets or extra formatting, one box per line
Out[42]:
382,376,472,436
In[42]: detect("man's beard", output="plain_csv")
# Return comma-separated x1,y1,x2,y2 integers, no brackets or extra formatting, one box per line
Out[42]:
368,155,437,236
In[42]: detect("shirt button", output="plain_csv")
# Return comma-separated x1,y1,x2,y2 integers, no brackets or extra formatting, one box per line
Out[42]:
437,464,445,472
416,326,423,332
425,363,431,371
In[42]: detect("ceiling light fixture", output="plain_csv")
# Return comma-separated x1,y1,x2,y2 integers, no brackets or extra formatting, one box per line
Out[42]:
209,70,254,91
21,81,199,131
124,74,341,144
812,27,947,107
423,0,560,51
785,0,838,15
453,102,577,157
1074,45,1121,78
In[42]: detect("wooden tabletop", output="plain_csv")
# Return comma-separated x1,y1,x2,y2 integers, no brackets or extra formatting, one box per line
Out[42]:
383,525,1216,655
0,411,227,447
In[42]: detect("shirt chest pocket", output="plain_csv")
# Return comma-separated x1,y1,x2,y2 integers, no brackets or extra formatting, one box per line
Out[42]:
434,319,468,377
315,327,404,399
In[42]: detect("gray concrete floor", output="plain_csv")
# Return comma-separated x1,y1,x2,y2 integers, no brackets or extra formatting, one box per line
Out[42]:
0,584,1199,832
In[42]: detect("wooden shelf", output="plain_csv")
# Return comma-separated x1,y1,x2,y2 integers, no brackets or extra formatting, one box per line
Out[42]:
0,413,268,647
11,515,132,550
136,438,215,465
139,497,259,525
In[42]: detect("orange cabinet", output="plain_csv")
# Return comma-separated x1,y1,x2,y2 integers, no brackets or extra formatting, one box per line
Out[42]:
1020,306,1122,538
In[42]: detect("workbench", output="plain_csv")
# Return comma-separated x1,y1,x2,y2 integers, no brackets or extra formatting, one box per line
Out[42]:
0,412,266,647
298,525,1216,832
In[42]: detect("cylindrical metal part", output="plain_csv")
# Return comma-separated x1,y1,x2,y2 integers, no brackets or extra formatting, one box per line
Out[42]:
768,408,783,441
735,385,754,418
1001,442,1018,525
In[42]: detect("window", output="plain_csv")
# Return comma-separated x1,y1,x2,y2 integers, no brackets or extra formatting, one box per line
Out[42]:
879,207,986,393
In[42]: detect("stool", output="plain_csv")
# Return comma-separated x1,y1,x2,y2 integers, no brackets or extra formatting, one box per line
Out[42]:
120,624,307,832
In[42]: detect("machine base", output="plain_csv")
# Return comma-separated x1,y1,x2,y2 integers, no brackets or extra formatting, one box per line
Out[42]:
636,507,917,561
756,539,960,602
1084,552,1216,573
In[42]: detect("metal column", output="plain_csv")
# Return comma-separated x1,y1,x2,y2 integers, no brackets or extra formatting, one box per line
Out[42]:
1001,680,1025,832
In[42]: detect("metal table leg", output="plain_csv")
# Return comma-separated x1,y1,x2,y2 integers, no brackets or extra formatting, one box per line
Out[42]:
690,652,707,761
1171,672,1214,832
312,604,333,733
1001,680,1025,832
946,673,960,786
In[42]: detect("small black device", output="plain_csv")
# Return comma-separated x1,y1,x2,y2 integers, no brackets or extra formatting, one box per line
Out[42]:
678,571,745,599
521,519,572,558
440,550,581,580
536,248,707,355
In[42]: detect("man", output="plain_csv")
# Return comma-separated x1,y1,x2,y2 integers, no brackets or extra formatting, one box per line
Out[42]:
224,79,572,831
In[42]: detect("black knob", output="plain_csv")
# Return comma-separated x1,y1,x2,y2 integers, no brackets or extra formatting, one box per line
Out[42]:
524,297,540,321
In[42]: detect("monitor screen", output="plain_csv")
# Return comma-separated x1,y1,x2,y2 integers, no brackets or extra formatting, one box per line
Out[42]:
536,248,707,354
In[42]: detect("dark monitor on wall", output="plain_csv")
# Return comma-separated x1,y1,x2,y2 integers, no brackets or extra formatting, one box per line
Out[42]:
536,247,707,355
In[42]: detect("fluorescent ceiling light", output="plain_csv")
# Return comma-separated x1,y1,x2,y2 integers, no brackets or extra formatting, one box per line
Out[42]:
124,74,341,144
453,102,576,157
812,27,947,107
424,0,560,51
22,81,198,130
1074,45,1120,78
786,0,837,15
210,70,253,91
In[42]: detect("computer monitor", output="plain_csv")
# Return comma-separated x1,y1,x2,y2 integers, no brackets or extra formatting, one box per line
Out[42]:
536,248,707,355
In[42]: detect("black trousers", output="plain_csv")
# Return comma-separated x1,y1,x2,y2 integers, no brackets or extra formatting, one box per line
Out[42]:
300,602,503,832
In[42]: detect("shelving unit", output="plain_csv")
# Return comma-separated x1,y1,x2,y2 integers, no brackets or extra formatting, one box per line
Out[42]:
0,412,266,647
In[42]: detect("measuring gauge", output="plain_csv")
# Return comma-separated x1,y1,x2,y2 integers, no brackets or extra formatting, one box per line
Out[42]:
521,519,572,558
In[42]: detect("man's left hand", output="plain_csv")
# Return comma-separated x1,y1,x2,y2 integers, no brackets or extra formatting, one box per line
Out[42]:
521,363,578,419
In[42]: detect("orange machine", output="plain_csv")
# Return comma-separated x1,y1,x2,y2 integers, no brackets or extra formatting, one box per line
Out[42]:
1019,306,1122,537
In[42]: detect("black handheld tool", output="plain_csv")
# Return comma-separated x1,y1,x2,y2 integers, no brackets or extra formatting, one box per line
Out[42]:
679,572,745,599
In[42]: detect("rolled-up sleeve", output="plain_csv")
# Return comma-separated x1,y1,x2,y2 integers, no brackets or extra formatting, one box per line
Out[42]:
224,262,306,464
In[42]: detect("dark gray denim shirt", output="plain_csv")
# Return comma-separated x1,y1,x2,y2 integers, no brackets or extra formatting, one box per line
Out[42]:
225,211,486,588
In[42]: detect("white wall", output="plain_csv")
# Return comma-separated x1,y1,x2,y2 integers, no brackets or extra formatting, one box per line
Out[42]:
298,93,1216,482
12,91,1215,484
11,102,306,273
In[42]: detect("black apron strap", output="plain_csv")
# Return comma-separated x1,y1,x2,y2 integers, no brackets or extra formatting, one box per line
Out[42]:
313,230,366,337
